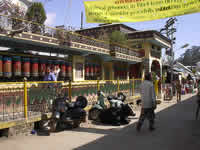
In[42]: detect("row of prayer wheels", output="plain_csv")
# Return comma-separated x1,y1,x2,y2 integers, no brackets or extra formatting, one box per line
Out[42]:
0,55,72,81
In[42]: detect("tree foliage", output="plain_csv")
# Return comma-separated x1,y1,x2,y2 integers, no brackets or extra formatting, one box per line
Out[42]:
109,31,128,45
177,46,200,66
25,2,46,33
0,1,25,30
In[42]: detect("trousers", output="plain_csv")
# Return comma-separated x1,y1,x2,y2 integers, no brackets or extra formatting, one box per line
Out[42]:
136,108,155,130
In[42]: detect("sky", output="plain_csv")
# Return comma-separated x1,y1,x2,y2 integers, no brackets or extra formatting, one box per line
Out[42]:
38,0,200,59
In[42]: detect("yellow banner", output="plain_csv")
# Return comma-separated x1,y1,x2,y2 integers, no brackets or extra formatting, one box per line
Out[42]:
84,0,200,23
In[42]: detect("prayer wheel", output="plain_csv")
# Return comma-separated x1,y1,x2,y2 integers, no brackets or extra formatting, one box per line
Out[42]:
13,56,21,77
0,55,3,77
22,57,30,78
60,61,66,78
39,59,46,77
3,56,12,78
31,58,39,77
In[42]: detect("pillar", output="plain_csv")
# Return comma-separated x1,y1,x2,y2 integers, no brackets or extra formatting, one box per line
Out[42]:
72,55,85,81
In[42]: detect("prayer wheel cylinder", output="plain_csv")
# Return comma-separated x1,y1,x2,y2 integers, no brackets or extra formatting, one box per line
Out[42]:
60,61,66,78
66,62,72,78
22,58,30,78
31,58,39,77
85,63,90,78
3,57,12,78
0,55,3,77
47,60,52,71
39,59,46,77
13,56,21,77
89,64,94,78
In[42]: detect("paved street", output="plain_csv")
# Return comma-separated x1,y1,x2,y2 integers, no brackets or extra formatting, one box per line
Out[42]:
0,93,200,150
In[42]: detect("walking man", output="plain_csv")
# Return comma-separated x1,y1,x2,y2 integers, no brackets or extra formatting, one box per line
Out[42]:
136,72,157,132
176,79,182,102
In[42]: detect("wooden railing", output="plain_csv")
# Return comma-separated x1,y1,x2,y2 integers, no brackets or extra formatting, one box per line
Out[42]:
0,14,142,59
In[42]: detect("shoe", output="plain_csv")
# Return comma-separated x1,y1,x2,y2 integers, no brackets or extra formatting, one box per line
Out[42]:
149,127,156,131
136,125,141,132
112,122,121,126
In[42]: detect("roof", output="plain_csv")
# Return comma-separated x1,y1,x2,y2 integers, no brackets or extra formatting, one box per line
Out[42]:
128,30,171,43
76,23,137,32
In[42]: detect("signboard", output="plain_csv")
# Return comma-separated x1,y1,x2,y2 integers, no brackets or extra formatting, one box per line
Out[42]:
84,0,200,23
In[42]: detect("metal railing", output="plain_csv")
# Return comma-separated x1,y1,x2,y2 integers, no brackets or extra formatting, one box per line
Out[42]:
0,83,24,122
0,14,142,58
0,79,142,123
27,81,65,118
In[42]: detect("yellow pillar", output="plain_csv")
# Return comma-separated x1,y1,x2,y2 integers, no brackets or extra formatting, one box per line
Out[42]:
24,80,28,119
97,79,100,91
132,78,135,96
117,77,120,93
143,42,151,59
155,79,159,97
72,55,85,81
68,80,72,102
103,62,113,80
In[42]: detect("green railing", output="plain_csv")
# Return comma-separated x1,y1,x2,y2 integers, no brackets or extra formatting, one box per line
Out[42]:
0,79,142,123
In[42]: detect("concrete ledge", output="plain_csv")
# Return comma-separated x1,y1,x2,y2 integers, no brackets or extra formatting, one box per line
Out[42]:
0,113,51,130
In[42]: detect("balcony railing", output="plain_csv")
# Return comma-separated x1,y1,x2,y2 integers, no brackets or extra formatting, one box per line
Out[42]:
0,14,142,58
110,44,141,57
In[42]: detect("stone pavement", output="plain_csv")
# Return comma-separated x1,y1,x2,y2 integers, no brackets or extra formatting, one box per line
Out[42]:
0,93,200,150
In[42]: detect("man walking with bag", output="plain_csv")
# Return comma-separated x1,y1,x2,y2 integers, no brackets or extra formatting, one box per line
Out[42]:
136,72,157,132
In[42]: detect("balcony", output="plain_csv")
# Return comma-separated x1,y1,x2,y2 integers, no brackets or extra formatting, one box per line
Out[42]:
110,44,142,62
0,14,142,62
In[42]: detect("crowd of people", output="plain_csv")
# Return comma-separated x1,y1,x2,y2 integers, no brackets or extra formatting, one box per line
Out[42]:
137,72,200,132
172,78,197,102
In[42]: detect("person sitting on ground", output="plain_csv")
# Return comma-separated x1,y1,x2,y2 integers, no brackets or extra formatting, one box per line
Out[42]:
136,72,157,132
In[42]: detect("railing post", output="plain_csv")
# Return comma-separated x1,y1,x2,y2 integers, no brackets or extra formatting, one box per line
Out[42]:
97,79,100,91
132,78,135,96
68,80,72,102
24,79,28,119
117,78,120,93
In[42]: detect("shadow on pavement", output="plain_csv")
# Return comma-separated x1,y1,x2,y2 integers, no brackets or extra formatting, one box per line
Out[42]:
73,95,200,150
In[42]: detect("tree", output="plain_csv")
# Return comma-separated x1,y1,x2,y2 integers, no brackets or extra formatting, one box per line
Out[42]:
10,5,25,30
0,1,25,30
177,46,200,66
109,31,128,45
25,2,46,33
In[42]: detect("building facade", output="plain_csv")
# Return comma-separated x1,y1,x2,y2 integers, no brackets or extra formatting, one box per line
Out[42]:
76,24,171,81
